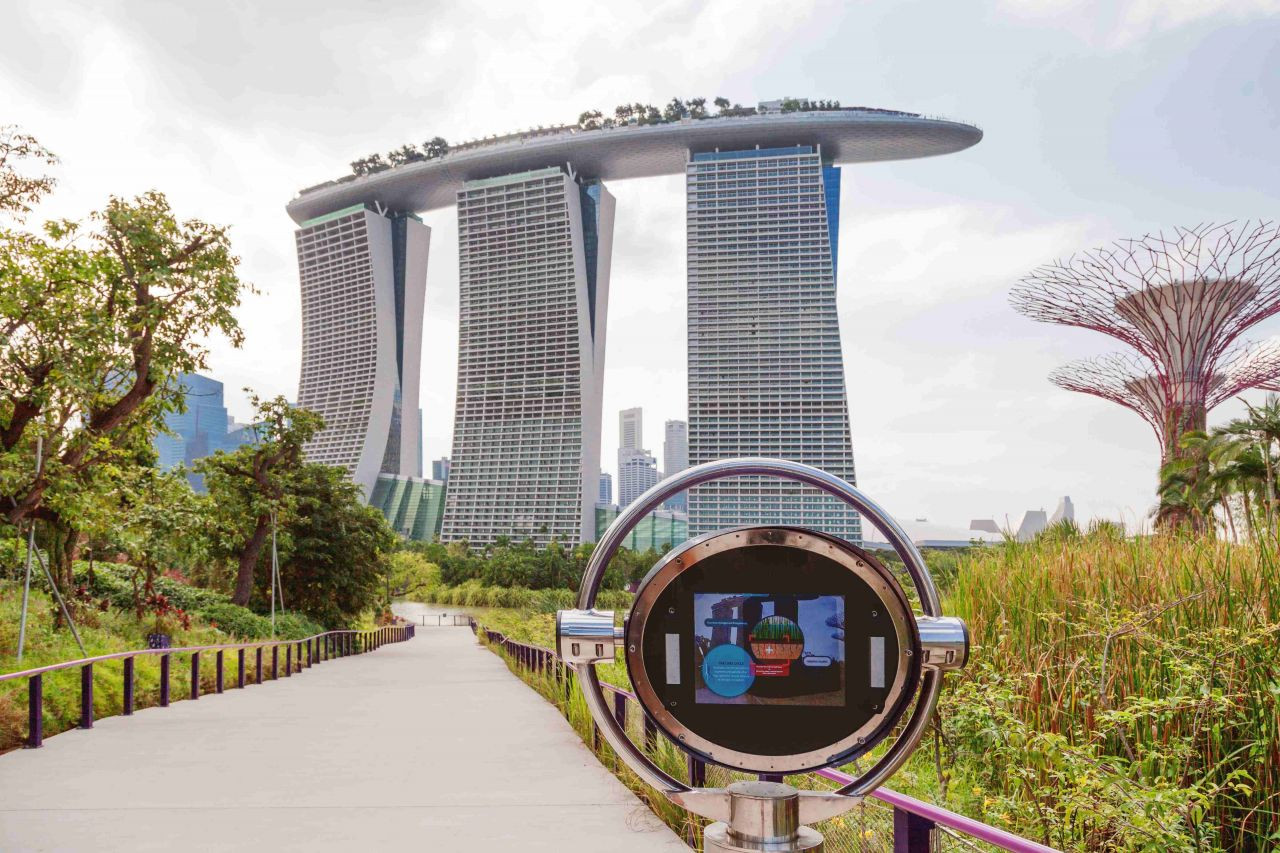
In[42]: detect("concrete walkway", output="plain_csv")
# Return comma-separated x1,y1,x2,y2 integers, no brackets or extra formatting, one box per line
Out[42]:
0,604,685,852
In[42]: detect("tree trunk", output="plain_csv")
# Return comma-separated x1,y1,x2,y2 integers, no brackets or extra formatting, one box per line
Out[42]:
231,515,271,606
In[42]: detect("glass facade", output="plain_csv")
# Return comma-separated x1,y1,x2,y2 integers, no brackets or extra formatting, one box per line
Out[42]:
595,505,689,552
369,474,447,541
155,373,255,491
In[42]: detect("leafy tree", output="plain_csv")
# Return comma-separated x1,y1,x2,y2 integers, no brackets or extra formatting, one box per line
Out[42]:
272,462,395,626
383,550,439,603
0,125,57,219
104,466,209,615
196,396,323,605
688,97,708,119
422,136,450,159
577,110,603,130
713,96,731,114
387,144,422,165
0,129,247,586
663,98,687,122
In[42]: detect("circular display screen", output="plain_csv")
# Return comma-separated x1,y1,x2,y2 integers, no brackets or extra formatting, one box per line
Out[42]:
625,526,920,774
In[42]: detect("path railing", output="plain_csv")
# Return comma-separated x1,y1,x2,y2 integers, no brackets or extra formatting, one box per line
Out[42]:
475,623,1056,853
1,624,415,749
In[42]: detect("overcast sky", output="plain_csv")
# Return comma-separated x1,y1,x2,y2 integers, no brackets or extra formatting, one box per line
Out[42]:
5,0,1279,533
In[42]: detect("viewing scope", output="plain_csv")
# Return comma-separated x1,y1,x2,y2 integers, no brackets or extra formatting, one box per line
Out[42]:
556,458,968,853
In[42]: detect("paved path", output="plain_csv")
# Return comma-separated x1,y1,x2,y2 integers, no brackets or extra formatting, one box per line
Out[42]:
0,605,685,852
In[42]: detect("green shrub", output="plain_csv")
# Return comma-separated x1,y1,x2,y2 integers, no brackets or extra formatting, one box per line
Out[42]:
194,602,272,638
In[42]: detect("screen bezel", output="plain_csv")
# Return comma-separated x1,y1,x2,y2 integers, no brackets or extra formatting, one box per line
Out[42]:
625,526,920,774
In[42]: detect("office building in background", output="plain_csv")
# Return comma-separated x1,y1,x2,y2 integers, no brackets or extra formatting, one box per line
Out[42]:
619,448,659,508
619,407,642,453
432,457,451,482
441,168,614,546
686,145,860,541
155,373,254,491
663,419,689,511
598,472,613,505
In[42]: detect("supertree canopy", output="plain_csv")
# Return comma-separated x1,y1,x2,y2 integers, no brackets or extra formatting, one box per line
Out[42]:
1011,221,1280,464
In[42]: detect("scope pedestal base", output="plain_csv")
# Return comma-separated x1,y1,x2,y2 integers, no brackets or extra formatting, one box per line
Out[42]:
702,782,825,852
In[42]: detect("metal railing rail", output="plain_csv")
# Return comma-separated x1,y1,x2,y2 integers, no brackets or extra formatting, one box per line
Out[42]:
1,624,416,749
475,622,1056,853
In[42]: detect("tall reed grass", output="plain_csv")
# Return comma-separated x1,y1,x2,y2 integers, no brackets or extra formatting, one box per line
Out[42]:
943,534,1279,850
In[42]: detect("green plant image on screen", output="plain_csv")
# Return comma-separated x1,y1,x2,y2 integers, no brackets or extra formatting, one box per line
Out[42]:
693,593,845,706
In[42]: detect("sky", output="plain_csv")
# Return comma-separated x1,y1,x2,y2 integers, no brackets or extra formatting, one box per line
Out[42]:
4,0,1279,534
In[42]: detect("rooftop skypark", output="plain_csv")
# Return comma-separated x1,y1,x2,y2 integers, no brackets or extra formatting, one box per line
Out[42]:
288,102,980,221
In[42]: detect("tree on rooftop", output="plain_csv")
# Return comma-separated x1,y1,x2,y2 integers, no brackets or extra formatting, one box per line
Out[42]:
713,96,731,114
688,97,708,119
422,137,449,159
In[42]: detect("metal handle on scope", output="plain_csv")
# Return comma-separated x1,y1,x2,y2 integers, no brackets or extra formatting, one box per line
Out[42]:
556,458,968,829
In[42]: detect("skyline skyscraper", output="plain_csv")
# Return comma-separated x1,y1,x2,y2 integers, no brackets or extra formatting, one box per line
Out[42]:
619,407,642,452
294,204,428,497
440,167,615,546
598,472,613,505
685,145,860,542
155,373,254,491
663,419,689,512
618,448,659,508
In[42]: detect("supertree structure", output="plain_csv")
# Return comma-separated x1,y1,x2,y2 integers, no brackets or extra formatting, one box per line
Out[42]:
1011,221,1280,467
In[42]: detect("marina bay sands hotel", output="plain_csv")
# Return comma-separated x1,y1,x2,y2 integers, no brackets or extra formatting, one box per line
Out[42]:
287,104,981,547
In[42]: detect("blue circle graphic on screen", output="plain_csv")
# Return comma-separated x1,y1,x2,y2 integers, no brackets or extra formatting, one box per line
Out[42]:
702,644,755,698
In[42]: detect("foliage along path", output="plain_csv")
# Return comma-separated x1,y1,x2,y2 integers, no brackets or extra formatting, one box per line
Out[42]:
0,603,684,852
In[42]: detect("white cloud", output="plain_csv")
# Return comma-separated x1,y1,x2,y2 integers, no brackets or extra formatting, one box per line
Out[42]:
997,0,1280,49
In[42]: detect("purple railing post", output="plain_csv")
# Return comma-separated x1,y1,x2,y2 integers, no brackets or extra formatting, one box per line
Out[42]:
893,807,935,852
79,664,94,729
687,755,706,787
190,653,200,700
123,657,135,715
237,649,245,688
306,639,312,668
285,645,292,677
27,674,43,748
613,691,627,733
160,654,171,706
272,646,279,680
255,648,263,684
643,713,657,753
216,650,224,693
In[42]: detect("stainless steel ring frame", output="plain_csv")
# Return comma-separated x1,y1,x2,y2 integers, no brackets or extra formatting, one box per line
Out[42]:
574,457,944,801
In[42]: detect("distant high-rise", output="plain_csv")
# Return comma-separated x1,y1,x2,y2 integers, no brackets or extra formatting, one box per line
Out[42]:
1049,496,1075,525
663,419,689,511
685,145,859,541
440,167,614,546
619,407,643,452
619,449,659,508
155,373,254,491
598,472,613,505
295,204,428,497
432,457,451,482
